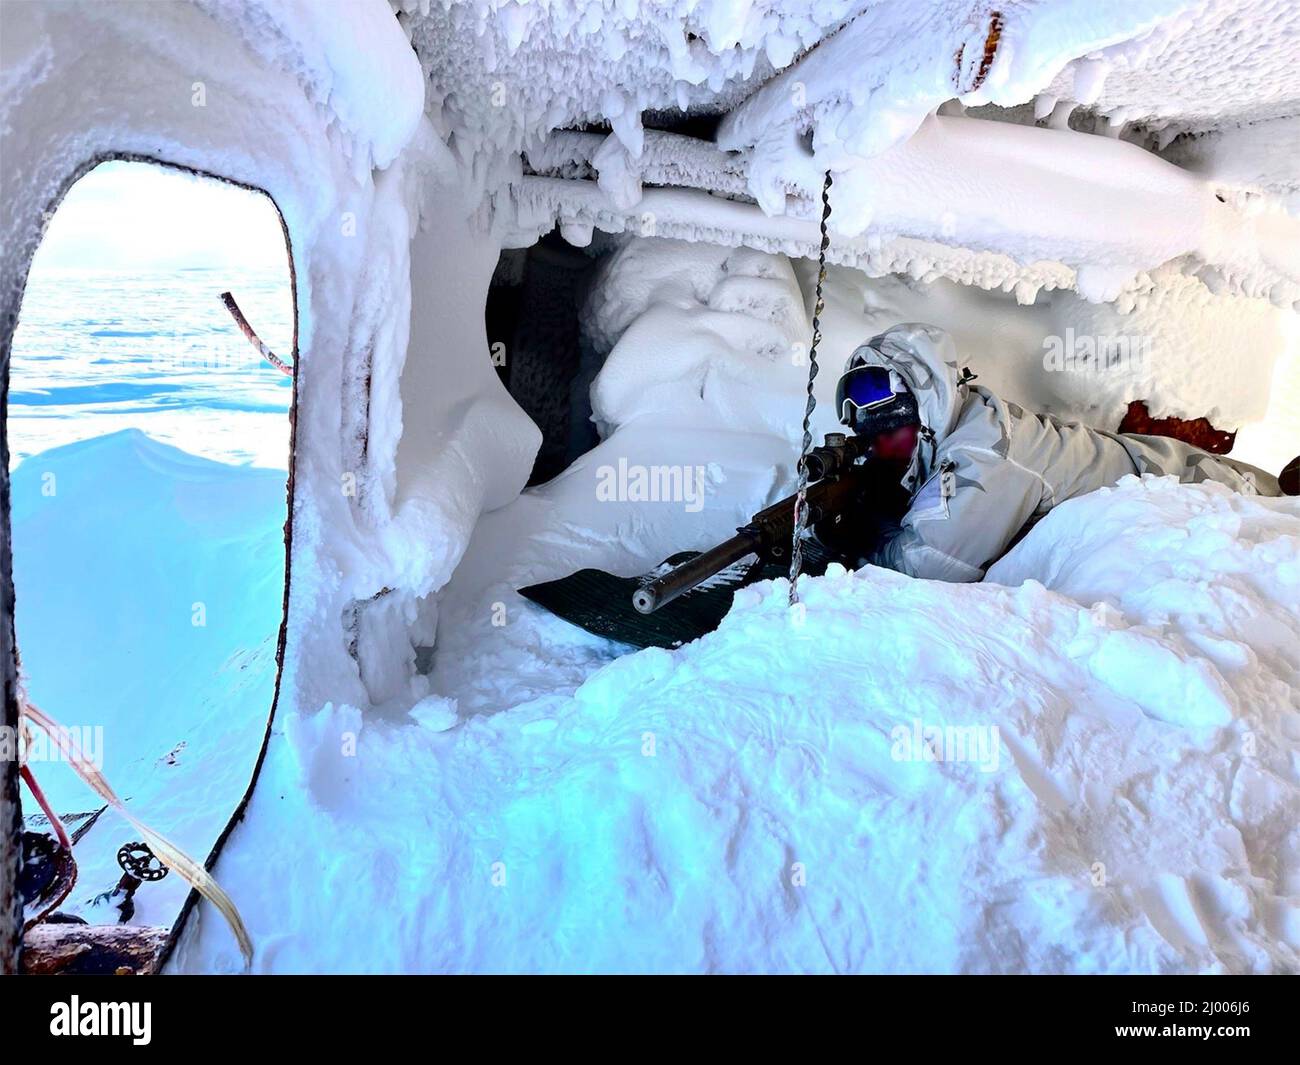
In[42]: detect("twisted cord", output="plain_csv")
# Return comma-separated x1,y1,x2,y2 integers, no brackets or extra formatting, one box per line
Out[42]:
789,169,833,606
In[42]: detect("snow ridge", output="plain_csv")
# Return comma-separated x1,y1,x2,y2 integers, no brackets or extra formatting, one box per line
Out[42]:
177,478,1300,973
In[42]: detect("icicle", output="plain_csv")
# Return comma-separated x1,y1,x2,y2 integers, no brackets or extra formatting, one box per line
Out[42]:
593,132,643,210
499,3,529,55
765,32,797,69
610,97,645,158
1047,99,1075,130
1014,280,1040,306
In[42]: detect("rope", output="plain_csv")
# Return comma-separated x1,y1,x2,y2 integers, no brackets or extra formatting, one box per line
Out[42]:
788,170,834,606
21,699,253,962
19,762,77,930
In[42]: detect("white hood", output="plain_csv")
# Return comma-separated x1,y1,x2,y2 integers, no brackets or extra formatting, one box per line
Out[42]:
847,322,972,482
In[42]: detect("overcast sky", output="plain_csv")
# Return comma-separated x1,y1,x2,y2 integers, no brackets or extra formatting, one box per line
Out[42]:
33,160,291,272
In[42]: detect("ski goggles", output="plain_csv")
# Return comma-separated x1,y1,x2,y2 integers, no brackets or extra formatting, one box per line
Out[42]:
836,364,905,425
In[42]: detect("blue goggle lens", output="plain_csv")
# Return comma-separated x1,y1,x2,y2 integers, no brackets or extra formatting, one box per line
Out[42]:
838,365,896,414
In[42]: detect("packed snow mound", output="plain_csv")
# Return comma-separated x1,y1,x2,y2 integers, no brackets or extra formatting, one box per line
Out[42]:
13,431,285,927
989,475,1300,725
582,238,734,355
178,477,1300,972
589,239,813,442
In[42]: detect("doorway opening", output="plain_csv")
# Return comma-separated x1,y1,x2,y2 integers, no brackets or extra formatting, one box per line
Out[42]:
8,159,294,963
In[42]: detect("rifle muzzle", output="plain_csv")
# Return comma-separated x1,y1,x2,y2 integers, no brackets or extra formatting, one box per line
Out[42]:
632,530,761,614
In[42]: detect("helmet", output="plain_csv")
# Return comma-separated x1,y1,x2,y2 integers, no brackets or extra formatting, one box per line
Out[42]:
835,357,920,436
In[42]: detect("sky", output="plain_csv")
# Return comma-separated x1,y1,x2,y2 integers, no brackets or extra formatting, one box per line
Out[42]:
33,160,291,272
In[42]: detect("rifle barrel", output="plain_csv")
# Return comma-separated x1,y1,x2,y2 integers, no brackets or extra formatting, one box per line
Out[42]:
630,443,875,617
632,530,761,614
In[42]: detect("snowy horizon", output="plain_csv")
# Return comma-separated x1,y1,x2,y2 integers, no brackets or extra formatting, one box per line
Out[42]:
34,160,291,273
10,160,294,471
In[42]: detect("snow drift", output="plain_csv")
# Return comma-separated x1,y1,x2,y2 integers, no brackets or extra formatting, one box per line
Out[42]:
12,432,285,928
175,475,1300,973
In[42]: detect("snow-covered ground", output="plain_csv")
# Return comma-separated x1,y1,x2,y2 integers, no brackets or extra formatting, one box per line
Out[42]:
175,471,1300,974
13,432,287,926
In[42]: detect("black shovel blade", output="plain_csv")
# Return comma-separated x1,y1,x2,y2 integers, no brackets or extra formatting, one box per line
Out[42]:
518,543,836,650
518,553,744,649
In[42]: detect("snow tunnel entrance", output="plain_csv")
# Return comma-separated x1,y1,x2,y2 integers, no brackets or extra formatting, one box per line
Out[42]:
7,159,294,952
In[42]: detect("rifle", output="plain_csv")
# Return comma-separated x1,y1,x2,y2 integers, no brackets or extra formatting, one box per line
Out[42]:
632,432,876,614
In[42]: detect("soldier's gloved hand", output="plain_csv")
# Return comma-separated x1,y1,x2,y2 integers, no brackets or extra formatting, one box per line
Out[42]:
812,509,894,567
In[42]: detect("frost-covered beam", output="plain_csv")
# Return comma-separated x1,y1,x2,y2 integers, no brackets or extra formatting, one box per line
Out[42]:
525,129,750,207
516,115,1300,309
510,174,1075,303
1162,114,1300,200
824,114,1300,307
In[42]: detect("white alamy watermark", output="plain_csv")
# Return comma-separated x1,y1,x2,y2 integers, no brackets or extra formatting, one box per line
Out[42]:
596,458,707,513
153,347,248,372
50,998,151,1045
890,718,1001,773
1,722,104,768
1042,328,1150,374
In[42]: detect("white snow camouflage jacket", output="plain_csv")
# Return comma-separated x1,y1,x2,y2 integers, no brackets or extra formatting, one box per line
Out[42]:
854,323,1282,583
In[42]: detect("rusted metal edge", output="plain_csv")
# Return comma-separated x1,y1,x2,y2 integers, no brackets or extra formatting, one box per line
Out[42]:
955,10,1004,94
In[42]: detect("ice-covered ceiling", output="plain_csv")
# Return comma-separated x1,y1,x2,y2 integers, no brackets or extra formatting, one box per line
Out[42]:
393,0,868,157
392,0,1300,308
1036,0,1300,137
394,0,1300,164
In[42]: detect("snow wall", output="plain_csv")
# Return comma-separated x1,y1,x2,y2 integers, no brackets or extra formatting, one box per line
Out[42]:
581,235,1298,476
0,0,539,968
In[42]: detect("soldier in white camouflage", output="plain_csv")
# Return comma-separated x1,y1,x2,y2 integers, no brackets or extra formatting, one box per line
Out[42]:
832,323,1299,583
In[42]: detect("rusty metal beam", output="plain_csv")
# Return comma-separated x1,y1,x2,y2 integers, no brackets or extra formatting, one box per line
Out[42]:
220,291,294,376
